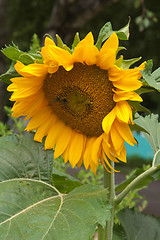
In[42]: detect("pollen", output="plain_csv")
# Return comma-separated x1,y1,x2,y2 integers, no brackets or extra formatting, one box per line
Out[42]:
43,62,115,137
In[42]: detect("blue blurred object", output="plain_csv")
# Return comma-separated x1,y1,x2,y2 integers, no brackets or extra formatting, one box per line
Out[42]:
125,132,154,160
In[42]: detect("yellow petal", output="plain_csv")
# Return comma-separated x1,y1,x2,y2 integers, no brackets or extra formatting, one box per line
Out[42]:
7,83,18,92
44,37,56,46
97,32,118,70
102,108,116,134
102,152,119,172
73,32,99,65
117,145,127,163
10,87,41,101
113,90,143,102
100,32,119,54
26,107,52,131
102,139,119,163
115,119,137,146
115,101,132,123
110,124,125,154
20,63,48,77
34,114,57,142
14,61,30,77
24,92,48,119
91,134,103,165
108,64,144,91
49,45,73,71
45,121,65,150
89,161,98,175
83,137,96,169
69,133,84,167
11,76,44,88
54,125,72,158
113,77,142,91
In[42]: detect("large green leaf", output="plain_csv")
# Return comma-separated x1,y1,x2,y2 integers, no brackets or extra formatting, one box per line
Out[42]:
141,60,160,92
0,180,110,240
2,44,35,64
134,114,160,154
0,43,43,84
118,209,160,240
52,167,82,193
0,61,20,84
0,133,54,184
95,19,130,49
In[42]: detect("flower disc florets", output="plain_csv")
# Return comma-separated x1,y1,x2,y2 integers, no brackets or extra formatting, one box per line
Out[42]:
43,62,115,137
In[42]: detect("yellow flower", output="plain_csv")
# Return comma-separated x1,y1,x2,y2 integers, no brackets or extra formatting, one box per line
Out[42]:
8,32,145,174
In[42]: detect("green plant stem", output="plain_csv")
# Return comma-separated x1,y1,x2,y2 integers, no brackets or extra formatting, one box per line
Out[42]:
114,165,159,207
98,161,115,240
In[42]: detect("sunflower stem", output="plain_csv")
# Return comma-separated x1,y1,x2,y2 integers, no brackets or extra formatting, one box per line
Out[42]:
114,165,159,207
98,161,115,240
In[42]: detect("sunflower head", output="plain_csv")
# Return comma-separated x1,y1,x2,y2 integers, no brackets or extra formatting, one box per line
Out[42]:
8,31,145,174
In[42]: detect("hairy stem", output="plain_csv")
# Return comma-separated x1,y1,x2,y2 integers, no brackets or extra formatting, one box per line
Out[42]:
114,165,159,207
98,161,115,240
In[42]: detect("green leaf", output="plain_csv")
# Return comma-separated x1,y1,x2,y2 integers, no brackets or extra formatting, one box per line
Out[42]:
0,133,54,184
115,55,141,69
0,180,110,240
113,224,127,240
118,209,160,240
72,32,80,49
134,114,160,154
52,167,82,193
115,166,152,193
0,61,20,84
152,149,160,167
129,101,151,115
56,34,72,53
96,20,130,50
2,43,43,65
2,44,34,64
95,22,113,49
130,123,149,134
141,60,160,92
115,17,130,40
29,33,41,53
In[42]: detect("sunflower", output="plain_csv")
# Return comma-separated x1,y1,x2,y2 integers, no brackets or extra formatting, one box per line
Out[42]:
8,32,145,174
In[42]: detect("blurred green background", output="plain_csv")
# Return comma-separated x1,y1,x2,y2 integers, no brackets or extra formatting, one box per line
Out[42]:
0,0,160,122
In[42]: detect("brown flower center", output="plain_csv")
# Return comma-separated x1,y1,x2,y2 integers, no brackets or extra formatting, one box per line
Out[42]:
43,62,115,137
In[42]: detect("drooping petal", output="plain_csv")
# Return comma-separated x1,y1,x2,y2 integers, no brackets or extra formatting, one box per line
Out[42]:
54,125,72,159
115,101,133,123
69,133,84,167
102,108,116,134
110,124,125,154
83,137,96,169
91,134,103,165
114,119,137,146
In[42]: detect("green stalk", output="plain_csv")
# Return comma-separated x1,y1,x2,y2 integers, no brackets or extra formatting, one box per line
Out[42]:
98,161,115,240
114,165,159,207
